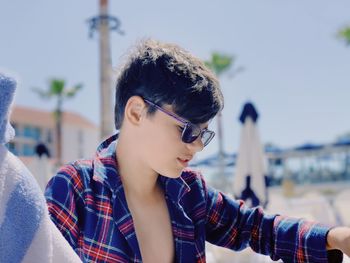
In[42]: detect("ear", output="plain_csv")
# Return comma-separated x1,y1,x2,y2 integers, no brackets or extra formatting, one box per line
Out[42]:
124,96,147,126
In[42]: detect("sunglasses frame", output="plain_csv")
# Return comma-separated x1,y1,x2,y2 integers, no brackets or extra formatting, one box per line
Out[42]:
143,98,215,147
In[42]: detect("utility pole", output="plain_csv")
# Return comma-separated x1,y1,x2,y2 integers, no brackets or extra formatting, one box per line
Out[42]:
87,0,124,139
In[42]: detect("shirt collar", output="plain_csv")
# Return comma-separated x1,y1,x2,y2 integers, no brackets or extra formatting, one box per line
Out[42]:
92,134,121,191
92,134,191,203
158,175,191,203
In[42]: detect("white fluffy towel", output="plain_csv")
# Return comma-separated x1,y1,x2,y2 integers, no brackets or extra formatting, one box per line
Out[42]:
0,73,82,263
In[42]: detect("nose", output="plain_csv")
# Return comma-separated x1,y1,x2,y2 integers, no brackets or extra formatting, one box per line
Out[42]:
186,137,204,153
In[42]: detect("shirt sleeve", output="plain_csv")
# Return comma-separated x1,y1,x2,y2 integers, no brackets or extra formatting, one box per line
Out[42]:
204,183,342,263
45,164,83,253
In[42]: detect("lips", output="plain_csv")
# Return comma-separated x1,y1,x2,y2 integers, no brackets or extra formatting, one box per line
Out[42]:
177,157,192,167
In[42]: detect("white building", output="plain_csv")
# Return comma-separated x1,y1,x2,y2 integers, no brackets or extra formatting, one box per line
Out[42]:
7,106,99,166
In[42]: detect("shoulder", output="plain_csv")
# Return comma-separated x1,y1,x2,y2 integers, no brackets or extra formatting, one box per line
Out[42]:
46,159,94,198
62,158,93,180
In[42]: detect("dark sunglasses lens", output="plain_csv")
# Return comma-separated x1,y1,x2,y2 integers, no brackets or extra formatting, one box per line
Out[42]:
182,123,200,143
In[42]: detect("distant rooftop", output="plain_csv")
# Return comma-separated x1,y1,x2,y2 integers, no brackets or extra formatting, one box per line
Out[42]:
11,105,97,129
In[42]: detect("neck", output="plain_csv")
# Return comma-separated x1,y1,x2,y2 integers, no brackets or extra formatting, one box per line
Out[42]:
116,131,159,200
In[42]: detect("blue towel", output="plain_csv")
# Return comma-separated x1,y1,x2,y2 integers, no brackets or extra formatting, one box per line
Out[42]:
0,73,81,263
0,74,15,144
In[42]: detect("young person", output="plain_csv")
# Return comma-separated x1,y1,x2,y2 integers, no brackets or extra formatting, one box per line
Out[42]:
45,39,349,263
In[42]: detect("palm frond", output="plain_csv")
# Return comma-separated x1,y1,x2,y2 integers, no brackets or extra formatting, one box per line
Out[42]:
205,52,233,77
338,26,350,46
49,79,66,95
31,87,52,99
65,83,83,98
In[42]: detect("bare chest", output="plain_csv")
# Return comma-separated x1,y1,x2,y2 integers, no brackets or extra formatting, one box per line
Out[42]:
128,196,174,263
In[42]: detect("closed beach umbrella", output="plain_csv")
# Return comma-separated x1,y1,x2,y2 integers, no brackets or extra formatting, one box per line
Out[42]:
233,102,268,207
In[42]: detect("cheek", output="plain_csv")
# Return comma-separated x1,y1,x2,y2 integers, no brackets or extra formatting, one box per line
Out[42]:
138,123,172,160
143,121,180,149
140,124,184,176
144,125,168,148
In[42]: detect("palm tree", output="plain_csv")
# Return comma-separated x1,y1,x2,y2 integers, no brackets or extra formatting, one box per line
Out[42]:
205,53,233,161
98,0,114,139
33,79,82,166
338,26,350,46
205,52,242,184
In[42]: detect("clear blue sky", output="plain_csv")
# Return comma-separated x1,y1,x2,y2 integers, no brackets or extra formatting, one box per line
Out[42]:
1,0,349,160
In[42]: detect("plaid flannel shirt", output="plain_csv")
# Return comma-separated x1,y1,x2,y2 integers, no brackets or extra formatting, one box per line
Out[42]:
45,134,342,262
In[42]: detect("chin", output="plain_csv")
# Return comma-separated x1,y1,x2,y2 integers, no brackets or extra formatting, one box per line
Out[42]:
160,168,183,179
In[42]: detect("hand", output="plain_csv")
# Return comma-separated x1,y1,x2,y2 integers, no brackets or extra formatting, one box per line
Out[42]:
327,226,350,258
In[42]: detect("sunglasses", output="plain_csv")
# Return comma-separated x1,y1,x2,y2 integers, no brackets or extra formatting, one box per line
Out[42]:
143,98,215,147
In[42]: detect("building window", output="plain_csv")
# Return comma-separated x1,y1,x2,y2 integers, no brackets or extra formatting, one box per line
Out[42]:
23,125,41,141
23,126,31,138
22,143,34,156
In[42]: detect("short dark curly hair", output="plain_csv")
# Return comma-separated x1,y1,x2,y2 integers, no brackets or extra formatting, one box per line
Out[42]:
114,39,224,129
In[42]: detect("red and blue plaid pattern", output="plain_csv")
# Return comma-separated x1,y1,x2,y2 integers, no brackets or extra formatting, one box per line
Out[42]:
45,134,342,262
